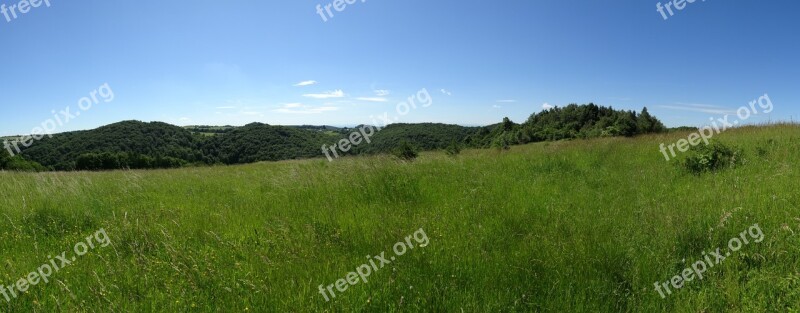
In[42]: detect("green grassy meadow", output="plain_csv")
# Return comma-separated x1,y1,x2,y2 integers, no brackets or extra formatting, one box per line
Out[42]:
1,124,799,312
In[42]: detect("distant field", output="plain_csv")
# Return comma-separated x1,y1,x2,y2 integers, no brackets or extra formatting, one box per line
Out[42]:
1,124,798,312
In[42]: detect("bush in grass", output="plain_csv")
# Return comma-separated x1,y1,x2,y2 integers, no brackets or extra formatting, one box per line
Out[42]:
393,140,418,161
445,140,461,156
492,135,512,151
683,141,743,174
755,139,777,157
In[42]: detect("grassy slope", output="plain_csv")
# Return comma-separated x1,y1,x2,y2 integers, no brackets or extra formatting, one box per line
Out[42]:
0,124,798,312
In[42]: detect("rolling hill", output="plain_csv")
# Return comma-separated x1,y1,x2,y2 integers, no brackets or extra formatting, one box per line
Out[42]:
4,104,669,171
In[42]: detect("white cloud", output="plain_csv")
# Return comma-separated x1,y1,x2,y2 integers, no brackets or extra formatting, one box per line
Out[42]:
294,80,318,87
356,97,388,102
215,106,236,109
542,103,554,110
374,89,391,96
496,100,516,103
492,105,502,109
283,103,304,108
303,90,345,99
440,89,452,96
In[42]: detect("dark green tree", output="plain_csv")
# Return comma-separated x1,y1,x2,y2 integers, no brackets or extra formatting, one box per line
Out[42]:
614,111,638,137
501,117,515,131
76,153,103,170
637,107,655,133
639,107,667,133
0,149,9,169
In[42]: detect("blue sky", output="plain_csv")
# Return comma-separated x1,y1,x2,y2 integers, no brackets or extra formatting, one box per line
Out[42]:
1,0,798,136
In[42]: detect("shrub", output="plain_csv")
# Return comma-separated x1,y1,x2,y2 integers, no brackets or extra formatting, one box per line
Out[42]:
445,140,461,156
682,142,743,174
1,150,46,172
755,139,777,158
2,155,46,172
492,135,511,151
393,140,418,161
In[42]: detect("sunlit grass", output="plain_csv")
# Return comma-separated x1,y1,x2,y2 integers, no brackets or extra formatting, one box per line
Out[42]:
0,124,798,312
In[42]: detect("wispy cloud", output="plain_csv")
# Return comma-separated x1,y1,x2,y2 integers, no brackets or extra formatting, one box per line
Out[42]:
496,100,516,103
303,89,345,99
658,104,737,115
215,106,236,109
274,107,338,114
440,89,452,96
492,105,502,109
294,80,318,87
356,97,388,102
374,89,391,96
273,103,339,114
542,103,554,110
674,102,727,109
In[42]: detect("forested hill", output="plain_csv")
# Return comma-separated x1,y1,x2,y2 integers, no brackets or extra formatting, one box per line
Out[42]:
352,123,481,155
2,104,668,171
202,123,341,164
15,121,204,170
6,121,344,171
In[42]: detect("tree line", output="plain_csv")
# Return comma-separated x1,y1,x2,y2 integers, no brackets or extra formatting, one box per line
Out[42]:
1,104,668,171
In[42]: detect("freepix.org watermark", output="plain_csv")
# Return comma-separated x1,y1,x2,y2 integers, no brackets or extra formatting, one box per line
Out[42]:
3,83,114,157
1,0,51,23
316,0,366,22
654,223,764,299
318,228,429,302
659,93,773,162
0,228,111,303
656,0,706,21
